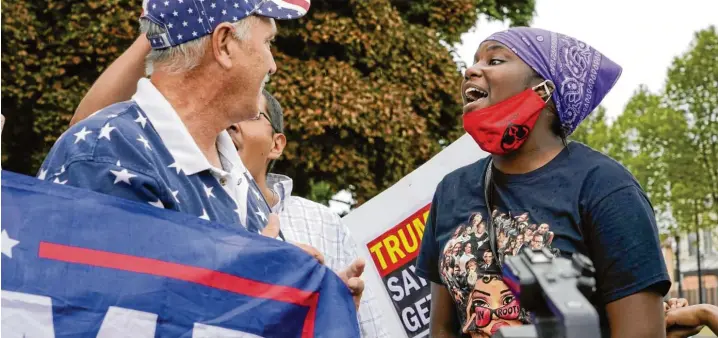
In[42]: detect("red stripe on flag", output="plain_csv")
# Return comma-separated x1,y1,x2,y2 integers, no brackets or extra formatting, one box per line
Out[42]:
39,241,316,337
281,0,310,11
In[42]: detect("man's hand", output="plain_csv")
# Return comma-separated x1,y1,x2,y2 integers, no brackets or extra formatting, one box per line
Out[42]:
261,214,325,265
338,259,365,311
261,214,360,310
664,298,689,312
292,242,325,265
665,305,708,338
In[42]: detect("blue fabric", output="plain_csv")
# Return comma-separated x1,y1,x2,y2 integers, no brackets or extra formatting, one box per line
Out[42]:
1,170,359,337
416,142,670,336
37,101,270,234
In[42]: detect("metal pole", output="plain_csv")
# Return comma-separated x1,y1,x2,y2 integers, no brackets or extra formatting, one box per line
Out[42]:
695,201,704,304
676,235,683,298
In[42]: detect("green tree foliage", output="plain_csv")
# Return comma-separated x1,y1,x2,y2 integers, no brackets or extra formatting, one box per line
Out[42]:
570,106,611,154
267,0,535,203
574,26,717,235
2,0,139,174
1,0,536,205
664,26,718,218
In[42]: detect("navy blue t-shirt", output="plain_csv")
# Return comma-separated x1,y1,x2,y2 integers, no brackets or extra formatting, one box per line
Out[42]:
416,142,670,337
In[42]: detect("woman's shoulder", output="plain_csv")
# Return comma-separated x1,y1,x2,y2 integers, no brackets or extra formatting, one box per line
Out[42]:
571,142,637,181
569,142,643,198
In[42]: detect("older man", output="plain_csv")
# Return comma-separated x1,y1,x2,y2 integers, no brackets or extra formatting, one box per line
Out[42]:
59,0,368,313
43,0,300,230
42,0,364,308
70,34,387,336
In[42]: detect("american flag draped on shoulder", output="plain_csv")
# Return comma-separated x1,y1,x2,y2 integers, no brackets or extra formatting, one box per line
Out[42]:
1,171,359,337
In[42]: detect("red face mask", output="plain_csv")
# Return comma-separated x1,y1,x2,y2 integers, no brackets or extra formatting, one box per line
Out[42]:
463,81,554,155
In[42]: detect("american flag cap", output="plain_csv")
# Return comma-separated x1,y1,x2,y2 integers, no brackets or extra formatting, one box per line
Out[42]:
141,0,311,50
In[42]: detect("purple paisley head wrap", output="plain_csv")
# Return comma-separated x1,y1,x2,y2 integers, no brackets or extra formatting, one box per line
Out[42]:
484,27,622,136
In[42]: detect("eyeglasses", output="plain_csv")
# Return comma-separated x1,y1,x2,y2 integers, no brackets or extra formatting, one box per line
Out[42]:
251,111,270,122
251,112,280,133
472,299,521,328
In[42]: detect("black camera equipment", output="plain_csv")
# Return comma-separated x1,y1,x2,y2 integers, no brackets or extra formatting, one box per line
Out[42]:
492,247,602,338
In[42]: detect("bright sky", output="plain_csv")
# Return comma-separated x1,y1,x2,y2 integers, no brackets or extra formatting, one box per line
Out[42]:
454,0,718,121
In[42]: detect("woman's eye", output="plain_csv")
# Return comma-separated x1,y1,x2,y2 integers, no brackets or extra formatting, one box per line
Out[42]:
489,59,504,66
502,295,514,305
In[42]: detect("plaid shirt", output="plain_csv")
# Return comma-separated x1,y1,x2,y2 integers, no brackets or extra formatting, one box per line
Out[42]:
268,174,389,338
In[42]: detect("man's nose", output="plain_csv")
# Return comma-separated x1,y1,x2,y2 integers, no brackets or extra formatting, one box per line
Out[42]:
268,54,277,76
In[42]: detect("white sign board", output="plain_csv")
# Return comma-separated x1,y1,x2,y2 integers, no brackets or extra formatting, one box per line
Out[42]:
343,134,488,338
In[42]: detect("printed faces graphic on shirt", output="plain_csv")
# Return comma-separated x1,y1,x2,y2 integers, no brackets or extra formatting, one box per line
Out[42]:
438,209,557,338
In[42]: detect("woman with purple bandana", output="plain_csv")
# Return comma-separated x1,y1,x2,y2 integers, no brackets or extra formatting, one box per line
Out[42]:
416,27,671,337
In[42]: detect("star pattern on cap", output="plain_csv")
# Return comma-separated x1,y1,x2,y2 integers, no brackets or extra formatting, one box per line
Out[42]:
144,0,310,49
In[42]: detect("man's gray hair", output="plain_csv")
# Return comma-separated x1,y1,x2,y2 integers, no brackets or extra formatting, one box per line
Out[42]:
139,16,257,74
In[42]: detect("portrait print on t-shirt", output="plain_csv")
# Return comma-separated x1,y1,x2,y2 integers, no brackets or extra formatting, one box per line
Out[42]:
438,209,557,337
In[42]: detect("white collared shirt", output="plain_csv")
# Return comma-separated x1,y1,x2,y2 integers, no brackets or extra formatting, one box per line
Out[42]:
132,78,267,228
132,79,246,206
37,78,272,232
268,174,389,338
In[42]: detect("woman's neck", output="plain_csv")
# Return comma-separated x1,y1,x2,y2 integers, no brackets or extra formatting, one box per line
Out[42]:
492,136,565,175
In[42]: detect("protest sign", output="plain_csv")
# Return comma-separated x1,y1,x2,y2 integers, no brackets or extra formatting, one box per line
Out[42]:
343,134,488,337
1,171,359,337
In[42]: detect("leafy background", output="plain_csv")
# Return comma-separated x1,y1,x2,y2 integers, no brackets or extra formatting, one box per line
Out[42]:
1,0,535,205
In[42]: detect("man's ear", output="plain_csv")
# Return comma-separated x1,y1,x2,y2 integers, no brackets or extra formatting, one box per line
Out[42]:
268,133,286,160
211,23,237,69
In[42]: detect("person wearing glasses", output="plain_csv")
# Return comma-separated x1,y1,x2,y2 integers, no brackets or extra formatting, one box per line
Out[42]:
67,35,387,337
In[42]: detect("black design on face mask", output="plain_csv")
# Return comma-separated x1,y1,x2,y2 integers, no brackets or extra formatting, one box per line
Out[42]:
501,123,530,151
